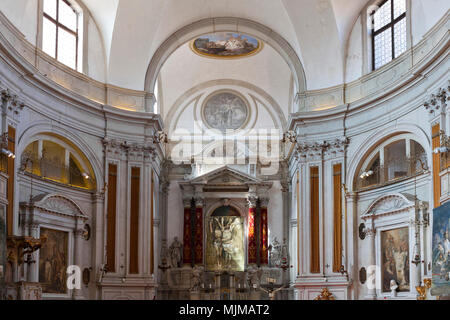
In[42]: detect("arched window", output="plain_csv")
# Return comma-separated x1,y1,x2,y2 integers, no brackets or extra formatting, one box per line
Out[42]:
356,134,427,190
42,0,82,71
371,0,407,70
21,135,95,190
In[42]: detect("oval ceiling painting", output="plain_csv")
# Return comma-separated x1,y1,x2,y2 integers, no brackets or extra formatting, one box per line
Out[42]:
192,32,262,59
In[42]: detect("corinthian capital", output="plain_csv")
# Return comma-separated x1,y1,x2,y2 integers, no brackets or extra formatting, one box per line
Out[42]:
247,195,258,208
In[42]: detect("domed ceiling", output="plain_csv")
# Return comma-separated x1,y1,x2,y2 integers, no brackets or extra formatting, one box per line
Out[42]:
81,0,369,91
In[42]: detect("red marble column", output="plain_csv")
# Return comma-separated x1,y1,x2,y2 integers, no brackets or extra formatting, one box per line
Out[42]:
194,203,203,264
248,198,257,264
182,200,192,265
260,206,269,265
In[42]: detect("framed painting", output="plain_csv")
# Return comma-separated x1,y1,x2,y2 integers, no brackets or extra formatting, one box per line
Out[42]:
202,91,249,132
191,32,262,59
431,202,450,296
39,228,69,294
206,215,244,272
380,227,410,292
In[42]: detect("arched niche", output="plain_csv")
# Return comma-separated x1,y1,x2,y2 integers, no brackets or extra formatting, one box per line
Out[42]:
20,133,97,190
350,132,429,192
144,17,306,111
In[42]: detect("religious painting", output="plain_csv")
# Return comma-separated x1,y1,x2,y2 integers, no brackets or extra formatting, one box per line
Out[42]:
431,202,450,296
203,92,248,132
206,206,244,272
381,227,410,292
39,228,68,294
192,32,261,58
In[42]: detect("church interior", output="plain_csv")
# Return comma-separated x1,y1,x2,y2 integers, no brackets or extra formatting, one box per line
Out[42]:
0,0,449,301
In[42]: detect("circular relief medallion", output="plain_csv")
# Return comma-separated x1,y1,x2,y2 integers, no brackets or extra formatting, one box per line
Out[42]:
203,92,249,132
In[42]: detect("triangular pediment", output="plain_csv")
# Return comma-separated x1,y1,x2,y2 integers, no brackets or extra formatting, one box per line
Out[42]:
189,166,261,186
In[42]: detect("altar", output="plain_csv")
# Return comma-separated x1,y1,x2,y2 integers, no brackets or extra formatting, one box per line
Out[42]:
157,166,291,300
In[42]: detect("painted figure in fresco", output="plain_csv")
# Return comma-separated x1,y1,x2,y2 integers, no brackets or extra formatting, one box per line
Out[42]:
393,241,408,287
444,231,450,258
211,219,224,268
169,237,183,268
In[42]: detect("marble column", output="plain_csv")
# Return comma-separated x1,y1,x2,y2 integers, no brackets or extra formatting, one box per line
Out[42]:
194,197,204,265
73,219,85,300
27,223,39,283
259,197,269,265
365,220,377,300
247,196,257,265
182,198,192,265
346,192,358,299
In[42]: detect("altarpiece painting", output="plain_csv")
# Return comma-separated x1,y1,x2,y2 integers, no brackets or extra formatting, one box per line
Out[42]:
381,227,410,292
206,206,244,272
39,228,68,294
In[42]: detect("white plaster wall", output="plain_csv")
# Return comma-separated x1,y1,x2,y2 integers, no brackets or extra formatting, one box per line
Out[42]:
345,16,363,83
0,0,38,45
166,181,184,242
87,16,107,83
160,43,291,121
268,180,283,243
411,0,450,46
344,1,449,83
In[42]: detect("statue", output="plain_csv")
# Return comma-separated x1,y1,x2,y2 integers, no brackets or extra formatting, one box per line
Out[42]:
247,266,263,289
268,237,281,268
191,266,204,291
390,280,398,298
169,237,182,268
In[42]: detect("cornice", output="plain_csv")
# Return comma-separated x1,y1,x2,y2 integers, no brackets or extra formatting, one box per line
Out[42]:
289,11,450,129
290,136,350,162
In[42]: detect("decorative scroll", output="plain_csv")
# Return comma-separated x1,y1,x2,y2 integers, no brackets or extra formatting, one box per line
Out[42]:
194,207,203,264
314,288,335,300
260,207,269,264
183,207,192,264
248,207,257,264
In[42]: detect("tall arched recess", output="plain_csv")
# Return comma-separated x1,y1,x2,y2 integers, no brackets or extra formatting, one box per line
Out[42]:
143,17,307,111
